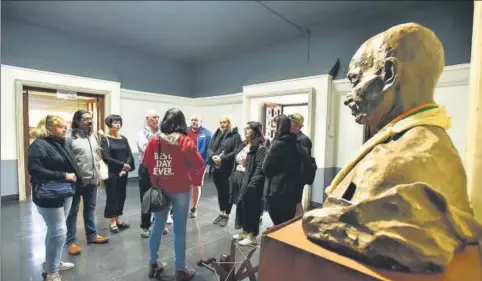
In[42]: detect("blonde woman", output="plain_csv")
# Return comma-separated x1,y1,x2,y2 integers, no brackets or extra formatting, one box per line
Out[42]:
28,116,82,281
208,115,242,227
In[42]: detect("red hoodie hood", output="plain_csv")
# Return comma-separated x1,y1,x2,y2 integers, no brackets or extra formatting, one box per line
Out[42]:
142,133,205,193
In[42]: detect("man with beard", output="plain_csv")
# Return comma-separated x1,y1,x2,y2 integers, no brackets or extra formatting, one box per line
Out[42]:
137,110,170,238
187,115,212,218
302,23,482,273
65,110,109,256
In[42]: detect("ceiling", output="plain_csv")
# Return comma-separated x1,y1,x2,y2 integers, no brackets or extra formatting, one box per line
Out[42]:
2,1,429,63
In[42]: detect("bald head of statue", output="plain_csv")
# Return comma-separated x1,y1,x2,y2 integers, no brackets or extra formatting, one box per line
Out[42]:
344,22,445,131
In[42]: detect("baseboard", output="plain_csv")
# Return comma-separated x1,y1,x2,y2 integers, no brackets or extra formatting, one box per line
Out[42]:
1,194,19,202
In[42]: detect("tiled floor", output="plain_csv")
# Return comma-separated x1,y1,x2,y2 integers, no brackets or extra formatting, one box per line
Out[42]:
1,178,272,281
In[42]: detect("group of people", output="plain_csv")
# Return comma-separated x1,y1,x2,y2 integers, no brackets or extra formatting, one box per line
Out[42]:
207,113,313,246
28,107,313,281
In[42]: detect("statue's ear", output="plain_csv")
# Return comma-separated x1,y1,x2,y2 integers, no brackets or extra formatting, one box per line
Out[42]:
382,58,400,91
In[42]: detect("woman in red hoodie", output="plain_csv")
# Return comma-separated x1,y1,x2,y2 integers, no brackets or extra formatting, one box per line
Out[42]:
141,108,205,281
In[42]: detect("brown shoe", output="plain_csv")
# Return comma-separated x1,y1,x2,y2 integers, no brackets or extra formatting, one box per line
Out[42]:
176,268,195,281
148,261,167,278
87,235,109,244
67,243,81,255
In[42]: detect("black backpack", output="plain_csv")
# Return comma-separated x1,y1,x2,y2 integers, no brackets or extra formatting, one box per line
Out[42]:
297,143,317,185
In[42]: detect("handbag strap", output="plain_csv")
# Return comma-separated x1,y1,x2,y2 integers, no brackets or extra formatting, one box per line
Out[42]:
157,137,161,187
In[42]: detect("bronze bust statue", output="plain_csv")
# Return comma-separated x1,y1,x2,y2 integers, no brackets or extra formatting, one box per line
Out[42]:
302,23,482,274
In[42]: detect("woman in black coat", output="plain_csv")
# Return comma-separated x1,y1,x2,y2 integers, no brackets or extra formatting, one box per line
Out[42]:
262,115,309,226
209,115,242,227
230,121,267,246
28,115,82,281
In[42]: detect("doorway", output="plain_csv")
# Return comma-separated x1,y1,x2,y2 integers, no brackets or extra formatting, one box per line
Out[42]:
22,86,105,199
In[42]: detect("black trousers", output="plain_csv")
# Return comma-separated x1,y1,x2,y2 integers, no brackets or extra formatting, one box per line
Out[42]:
235,191,263,236
267,195,297,226
138,164,152,229
213,169,233,214
104,172,128,219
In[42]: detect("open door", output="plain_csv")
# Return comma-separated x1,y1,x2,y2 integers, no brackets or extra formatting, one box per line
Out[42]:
22,86,105,200
264,103,282,141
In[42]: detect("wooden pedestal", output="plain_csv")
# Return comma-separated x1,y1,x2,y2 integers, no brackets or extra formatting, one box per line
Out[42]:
259,219,482,281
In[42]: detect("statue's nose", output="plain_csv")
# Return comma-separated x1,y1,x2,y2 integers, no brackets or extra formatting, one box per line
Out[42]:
344,94,354,106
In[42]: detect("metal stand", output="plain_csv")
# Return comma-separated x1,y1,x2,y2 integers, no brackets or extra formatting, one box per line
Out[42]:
197,239,259,281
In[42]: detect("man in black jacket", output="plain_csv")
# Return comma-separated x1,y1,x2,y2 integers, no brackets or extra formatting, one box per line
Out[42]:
288,113,314,215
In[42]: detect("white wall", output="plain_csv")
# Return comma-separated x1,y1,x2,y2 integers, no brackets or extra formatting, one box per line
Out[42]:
332,64,470,168
193,94,244,135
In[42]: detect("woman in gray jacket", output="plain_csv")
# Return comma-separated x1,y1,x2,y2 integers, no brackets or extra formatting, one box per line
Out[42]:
65,110,109,256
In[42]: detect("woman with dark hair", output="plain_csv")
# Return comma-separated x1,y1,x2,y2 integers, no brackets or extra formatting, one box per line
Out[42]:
65,110,109,256
230,121,267,246
262,115,309,225
208,115,242,227
141,108,205,281
100,114,135,233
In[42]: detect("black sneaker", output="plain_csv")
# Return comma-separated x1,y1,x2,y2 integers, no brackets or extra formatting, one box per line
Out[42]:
213,215,223,225
190,207,197,218
219,215,229,227
148,261,167,278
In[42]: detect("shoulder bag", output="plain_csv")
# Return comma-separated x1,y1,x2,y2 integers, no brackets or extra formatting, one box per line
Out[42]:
141,138,171,214
36,181,74,200
94,133,110,180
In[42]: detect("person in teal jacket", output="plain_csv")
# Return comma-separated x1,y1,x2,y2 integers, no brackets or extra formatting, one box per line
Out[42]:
187,115,212,218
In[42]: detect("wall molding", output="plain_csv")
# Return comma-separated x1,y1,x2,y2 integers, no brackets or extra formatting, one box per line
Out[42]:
1,64,122,86
122,88,243,106
332,63,471,96
121,88,192,105
243,74,329,92
194,92,243,106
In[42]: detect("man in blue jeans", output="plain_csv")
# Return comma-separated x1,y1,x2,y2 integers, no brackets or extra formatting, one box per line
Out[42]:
65,110,109,255
187,115,212,218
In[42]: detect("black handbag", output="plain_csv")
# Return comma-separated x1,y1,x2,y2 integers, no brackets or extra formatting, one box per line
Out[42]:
36,181,74,200
141,138,171,214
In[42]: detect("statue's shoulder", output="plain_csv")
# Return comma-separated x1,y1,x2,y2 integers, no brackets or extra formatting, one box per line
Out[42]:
363,124,465,190
393,125,460,158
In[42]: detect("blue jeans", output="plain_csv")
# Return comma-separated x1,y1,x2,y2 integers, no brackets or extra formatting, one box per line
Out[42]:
66,184,99,244
149,189,191,270
37,197,73,274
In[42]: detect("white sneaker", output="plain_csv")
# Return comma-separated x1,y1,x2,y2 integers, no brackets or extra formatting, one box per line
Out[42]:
166,214,173,224
233,232,248,240
42,261,75,273
238,234,257,246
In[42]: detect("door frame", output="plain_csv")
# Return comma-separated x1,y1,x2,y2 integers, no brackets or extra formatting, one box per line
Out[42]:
15,80,112,201
22,87,106,200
